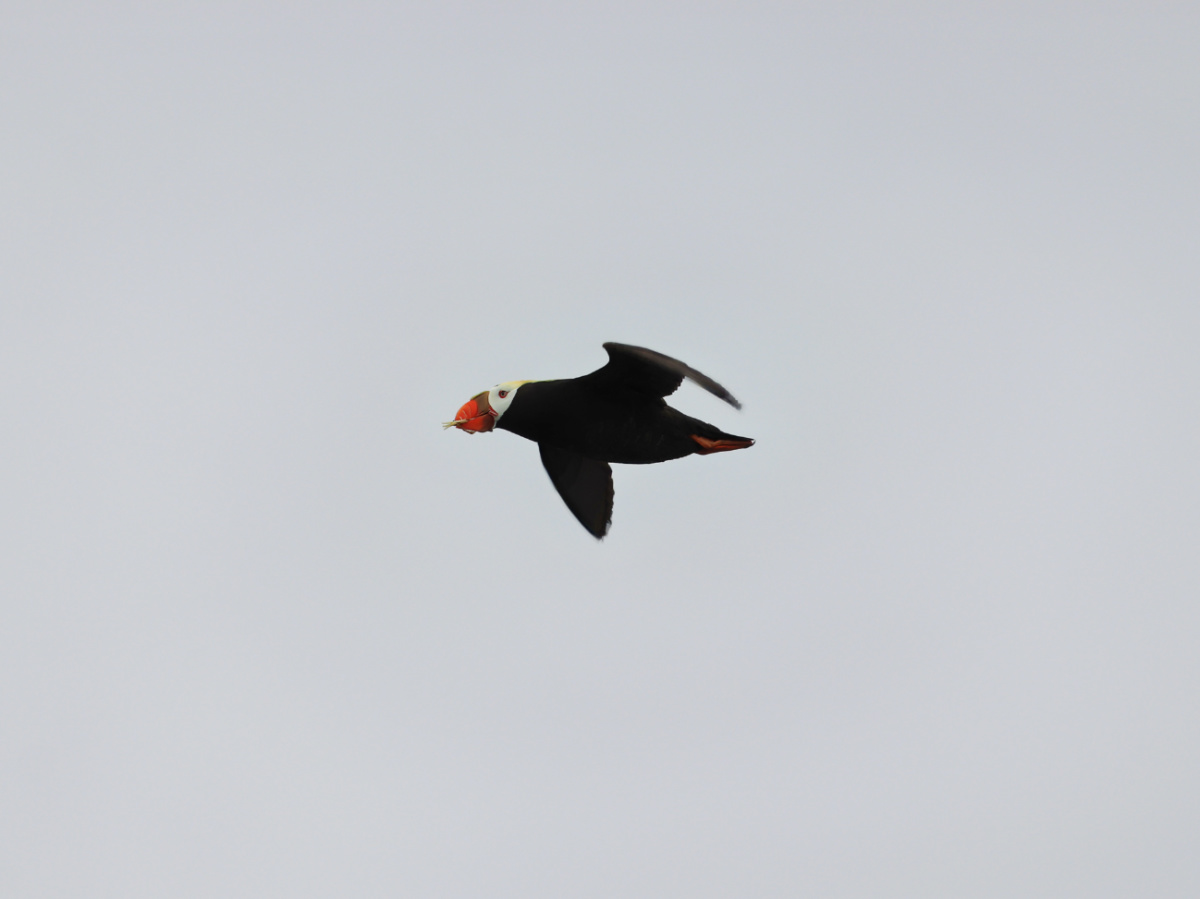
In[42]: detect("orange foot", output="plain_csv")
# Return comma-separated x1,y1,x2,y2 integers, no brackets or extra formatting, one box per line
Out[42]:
690,435,755,455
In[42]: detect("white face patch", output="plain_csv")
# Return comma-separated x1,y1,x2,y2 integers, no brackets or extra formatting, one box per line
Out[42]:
488,381,529,422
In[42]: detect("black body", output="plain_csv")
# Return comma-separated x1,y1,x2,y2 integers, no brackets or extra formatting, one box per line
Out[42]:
498,378,750,464
495,343,753,539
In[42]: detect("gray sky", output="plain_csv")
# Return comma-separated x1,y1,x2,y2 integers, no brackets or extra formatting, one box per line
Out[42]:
3,4,1198,897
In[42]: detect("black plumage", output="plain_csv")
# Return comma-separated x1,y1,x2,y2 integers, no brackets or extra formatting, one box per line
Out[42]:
452,343,754,539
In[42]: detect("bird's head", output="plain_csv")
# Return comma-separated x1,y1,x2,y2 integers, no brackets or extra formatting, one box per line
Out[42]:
443,381,528,433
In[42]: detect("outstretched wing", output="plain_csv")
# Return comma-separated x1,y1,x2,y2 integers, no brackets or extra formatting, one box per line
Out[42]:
577,342,743,409
538,443,614,539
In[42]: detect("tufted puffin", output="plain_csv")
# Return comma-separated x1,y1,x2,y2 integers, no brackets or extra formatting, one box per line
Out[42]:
444,342,754,539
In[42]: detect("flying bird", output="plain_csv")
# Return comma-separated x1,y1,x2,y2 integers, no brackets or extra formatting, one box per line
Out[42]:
444,342,754,538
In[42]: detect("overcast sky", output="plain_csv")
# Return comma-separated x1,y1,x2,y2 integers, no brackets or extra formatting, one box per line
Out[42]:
3,4,1198,897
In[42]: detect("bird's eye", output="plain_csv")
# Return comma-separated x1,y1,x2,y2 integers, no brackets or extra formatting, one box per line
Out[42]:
498,390,509,398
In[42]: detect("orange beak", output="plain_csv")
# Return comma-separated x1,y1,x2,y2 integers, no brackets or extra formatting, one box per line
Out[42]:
443,390,496,433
